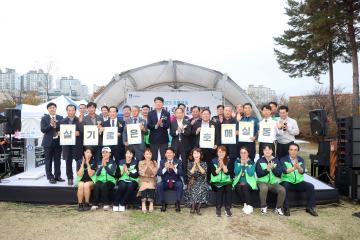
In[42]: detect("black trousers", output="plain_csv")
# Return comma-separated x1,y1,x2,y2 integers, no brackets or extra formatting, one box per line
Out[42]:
281,181,316,209
234,183,252,205
150,143,168,161
92,181,115,205
213,184,232,209
238,142,256,161
114,181,138,206
110,145,125,164
64,158,80,180
44,146,62,180
258,142,276,158
276,141,294,159
201,148,216,183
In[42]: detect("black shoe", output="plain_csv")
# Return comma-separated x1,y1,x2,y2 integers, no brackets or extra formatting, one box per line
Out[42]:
196,203,202,216
49,178,56,184
306,208,318,217
68,179,73,186
78,203,84,212
161,203,167,212
175,202,181,212
216,207,221,217
83,203,91,211
224,208,232,217
55,177,65,182
190,203,196,214
284,208,290,216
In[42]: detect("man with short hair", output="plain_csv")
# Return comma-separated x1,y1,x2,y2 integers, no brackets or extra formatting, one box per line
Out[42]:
60,104,82,185
122,105,132,124
211,104,224,124
276,105,299,159
40,102,64,184
280,143,318,217
78,103,87,123
156,147,183,212
269,101,280,120
141,104,151,147
101,105,110,122
147,97,170,161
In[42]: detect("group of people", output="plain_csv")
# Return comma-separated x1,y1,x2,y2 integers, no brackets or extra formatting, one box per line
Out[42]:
40,96,318,217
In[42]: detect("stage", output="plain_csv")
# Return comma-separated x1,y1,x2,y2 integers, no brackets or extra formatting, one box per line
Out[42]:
0,161,339,206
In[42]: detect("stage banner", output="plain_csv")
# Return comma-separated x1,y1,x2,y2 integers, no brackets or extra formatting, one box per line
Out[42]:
126,91,222,117
199,127,215,149
60,124,76,145
221,124,236,144
83,125,99,146
238,121,254,142
258,121,276,143
127,124,142,145
103,127,118,146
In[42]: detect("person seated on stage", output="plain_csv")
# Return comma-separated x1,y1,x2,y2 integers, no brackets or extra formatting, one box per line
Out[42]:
210,145,233,217
91,147,117,211
280,143,318,217
255,144,285,216
184,148,209,215
76,147,96,211
232,147,257,215
113,148,139,212
138,148,158,213
156,147,183,212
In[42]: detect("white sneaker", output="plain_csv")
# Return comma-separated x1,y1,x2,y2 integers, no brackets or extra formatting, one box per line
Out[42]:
243,205,253,215
112,206,119,212
119,205,125,212
103,205,110,211
91,205,98,211
261,207,268,215
274,208,284,216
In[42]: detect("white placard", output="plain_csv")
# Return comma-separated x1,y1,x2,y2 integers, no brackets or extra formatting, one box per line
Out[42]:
221,124,237,144
199,127,215,149
258,121,276,143
103,127,118,146
60,124,76,145
127,124,142,145
238,121,254,142
83,125,99,146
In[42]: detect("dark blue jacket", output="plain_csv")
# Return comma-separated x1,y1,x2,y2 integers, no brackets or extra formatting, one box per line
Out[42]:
41,114,63,147
157,158,183,182
255,157,282,178
147,109,170,144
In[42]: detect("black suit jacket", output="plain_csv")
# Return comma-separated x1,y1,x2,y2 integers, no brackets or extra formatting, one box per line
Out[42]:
192,119,220,148
60,116,83,160
170,119,191,152
147,109,171,144
102,117,126,146
220,117,239,159
41,114,63,147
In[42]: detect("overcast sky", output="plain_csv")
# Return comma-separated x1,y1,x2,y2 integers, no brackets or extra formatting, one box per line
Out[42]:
0,0,354,96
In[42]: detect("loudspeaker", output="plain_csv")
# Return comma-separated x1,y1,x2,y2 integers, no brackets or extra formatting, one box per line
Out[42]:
5,108,21,134
335,165,352,196
309,109,328,137
317,141,330,166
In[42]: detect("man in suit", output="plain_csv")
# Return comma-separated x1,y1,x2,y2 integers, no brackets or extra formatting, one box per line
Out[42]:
60,104,82,186
101,105,110,122
188,106,201,148
156,147,183,212
101,106,125,163
82,102,103,162
192,109,220,182
40,102,64,184
211,104,224,124
122,105,132,124
123,105,147,161
147,96,170,161
170,107,191,183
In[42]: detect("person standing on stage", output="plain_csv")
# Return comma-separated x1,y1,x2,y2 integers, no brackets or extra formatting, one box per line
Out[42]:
141,104,151,148
100,105,109,122
60,104,82,186
269,101,280,120
147,96,170,161
78,103,87,123
122,105,132,124
276,105,300,159
40,102,64,184
211,104,224,124
234,103,244,122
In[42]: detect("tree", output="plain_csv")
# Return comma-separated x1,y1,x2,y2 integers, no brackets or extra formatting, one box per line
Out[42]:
22,91,43,105
274,0,350,123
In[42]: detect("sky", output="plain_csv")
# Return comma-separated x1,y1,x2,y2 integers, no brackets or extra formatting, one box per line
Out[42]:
0,0,354,97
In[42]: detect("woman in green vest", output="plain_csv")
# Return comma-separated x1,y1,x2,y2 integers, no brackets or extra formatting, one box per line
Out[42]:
233,146,257,215
210,145,233,217
91,147,117,211
113,148,139,212
76,147,96,211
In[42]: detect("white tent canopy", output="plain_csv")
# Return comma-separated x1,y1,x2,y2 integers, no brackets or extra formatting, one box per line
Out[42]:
95,60,261,118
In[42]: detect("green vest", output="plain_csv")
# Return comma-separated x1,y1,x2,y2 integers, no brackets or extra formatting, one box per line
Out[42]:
144,129,150,145
281,161,304,184
96,163,117,184
232,163,257,190
210,164,232,186
119,164,139,183
76,167,96,186
257,162,280,184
